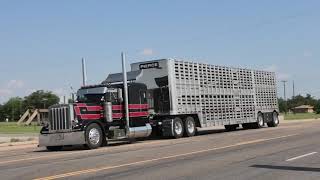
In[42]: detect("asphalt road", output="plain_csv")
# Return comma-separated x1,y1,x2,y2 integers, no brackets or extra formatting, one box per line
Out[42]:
1,120,320,180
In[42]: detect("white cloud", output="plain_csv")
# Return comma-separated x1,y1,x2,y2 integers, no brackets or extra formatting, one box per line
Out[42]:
26,89,38,94
7,80,24,89
0,89,12,96
52,88,67,96
140,48,154,56
263,65,291,81
277,72,291,81
303,50,313,57
263,64,278,72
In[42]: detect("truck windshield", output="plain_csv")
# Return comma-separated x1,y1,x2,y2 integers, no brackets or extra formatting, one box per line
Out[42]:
77,87,107,103
77,94,104,103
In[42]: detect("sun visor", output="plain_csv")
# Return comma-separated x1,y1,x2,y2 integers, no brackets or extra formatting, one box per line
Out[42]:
102,70,142,84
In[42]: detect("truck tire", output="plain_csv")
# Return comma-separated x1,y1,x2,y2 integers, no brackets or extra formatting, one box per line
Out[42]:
254,113,264,129
173,117,184,139
267,112,279,127
225,124,239,131
46,146,63,151
184,116,196,137
85,123,103,149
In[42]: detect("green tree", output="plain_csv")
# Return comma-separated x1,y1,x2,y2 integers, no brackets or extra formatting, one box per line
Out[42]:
278,98,288,113
287,94,317,110
0,104,5,121
24,90,59,109
288,95,305,110
1,97,24,121
315,100,320,114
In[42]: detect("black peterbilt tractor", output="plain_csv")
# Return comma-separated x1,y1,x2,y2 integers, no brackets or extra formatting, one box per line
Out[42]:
39,82,156,150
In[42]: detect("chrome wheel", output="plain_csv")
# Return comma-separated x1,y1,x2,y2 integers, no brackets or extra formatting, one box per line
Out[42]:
187,120,195,134
273,113,279,125
89,128,100,145
258,115,264,127
174,121,183,135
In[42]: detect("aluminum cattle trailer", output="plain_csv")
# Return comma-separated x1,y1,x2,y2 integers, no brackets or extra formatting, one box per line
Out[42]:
106,59,279,138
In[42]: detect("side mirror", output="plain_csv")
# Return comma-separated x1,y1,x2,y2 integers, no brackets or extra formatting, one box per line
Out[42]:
118,88,123,102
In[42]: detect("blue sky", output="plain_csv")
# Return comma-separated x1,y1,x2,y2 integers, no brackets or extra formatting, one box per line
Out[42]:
0,0,319,103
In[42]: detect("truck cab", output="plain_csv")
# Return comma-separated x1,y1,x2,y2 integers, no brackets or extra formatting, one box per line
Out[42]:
39,83,152,151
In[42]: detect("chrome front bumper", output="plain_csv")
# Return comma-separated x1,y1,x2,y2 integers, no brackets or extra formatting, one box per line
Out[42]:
39,131,86,147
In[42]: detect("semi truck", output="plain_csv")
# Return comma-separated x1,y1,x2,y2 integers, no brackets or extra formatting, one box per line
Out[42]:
39,55,279,150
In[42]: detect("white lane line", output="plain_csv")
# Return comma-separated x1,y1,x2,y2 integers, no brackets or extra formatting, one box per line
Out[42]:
286,152,318,162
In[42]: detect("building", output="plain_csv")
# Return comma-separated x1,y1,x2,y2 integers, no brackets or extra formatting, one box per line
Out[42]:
292,105,314,113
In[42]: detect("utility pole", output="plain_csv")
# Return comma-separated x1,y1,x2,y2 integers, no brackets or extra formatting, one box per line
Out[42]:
281,80,288,114
281,80,287,100
11,105,14,121
43,98,48,109
292,80,295,99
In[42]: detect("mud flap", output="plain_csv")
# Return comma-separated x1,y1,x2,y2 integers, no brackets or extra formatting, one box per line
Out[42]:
162,119,174,137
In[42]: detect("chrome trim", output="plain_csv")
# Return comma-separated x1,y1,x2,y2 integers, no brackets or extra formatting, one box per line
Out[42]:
39,131,85,147
104,102,113,122
127,123,152,138
48,104,73,133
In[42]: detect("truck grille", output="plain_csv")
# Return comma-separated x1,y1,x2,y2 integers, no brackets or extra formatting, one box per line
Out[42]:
49,104,73,132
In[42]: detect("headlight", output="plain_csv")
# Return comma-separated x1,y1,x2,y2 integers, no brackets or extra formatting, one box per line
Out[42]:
41,119,49,128
72,118,79,127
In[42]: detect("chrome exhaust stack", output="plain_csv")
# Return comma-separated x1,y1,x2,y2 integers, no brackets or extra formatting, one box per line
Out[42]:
82,58,87,86
121,52,152,139
104,102,113,123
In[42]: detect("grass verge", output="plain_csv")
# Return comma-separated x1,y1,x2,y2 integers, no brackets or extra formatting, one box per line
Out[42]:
0,122,41,134
283,113,320,120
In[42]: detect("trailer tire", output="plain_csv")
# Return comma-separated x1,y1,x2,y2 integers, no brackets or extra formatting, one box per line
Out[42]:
225,124,239,131
267,112,279,127
173,117,184,139
46,146,63,151
184,116,196,137
255,113,264,129
84,123,103,149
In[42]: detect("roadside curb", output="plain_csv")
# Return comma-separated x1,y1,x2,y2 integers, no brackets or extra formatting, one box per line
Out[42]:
0,140,38,148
